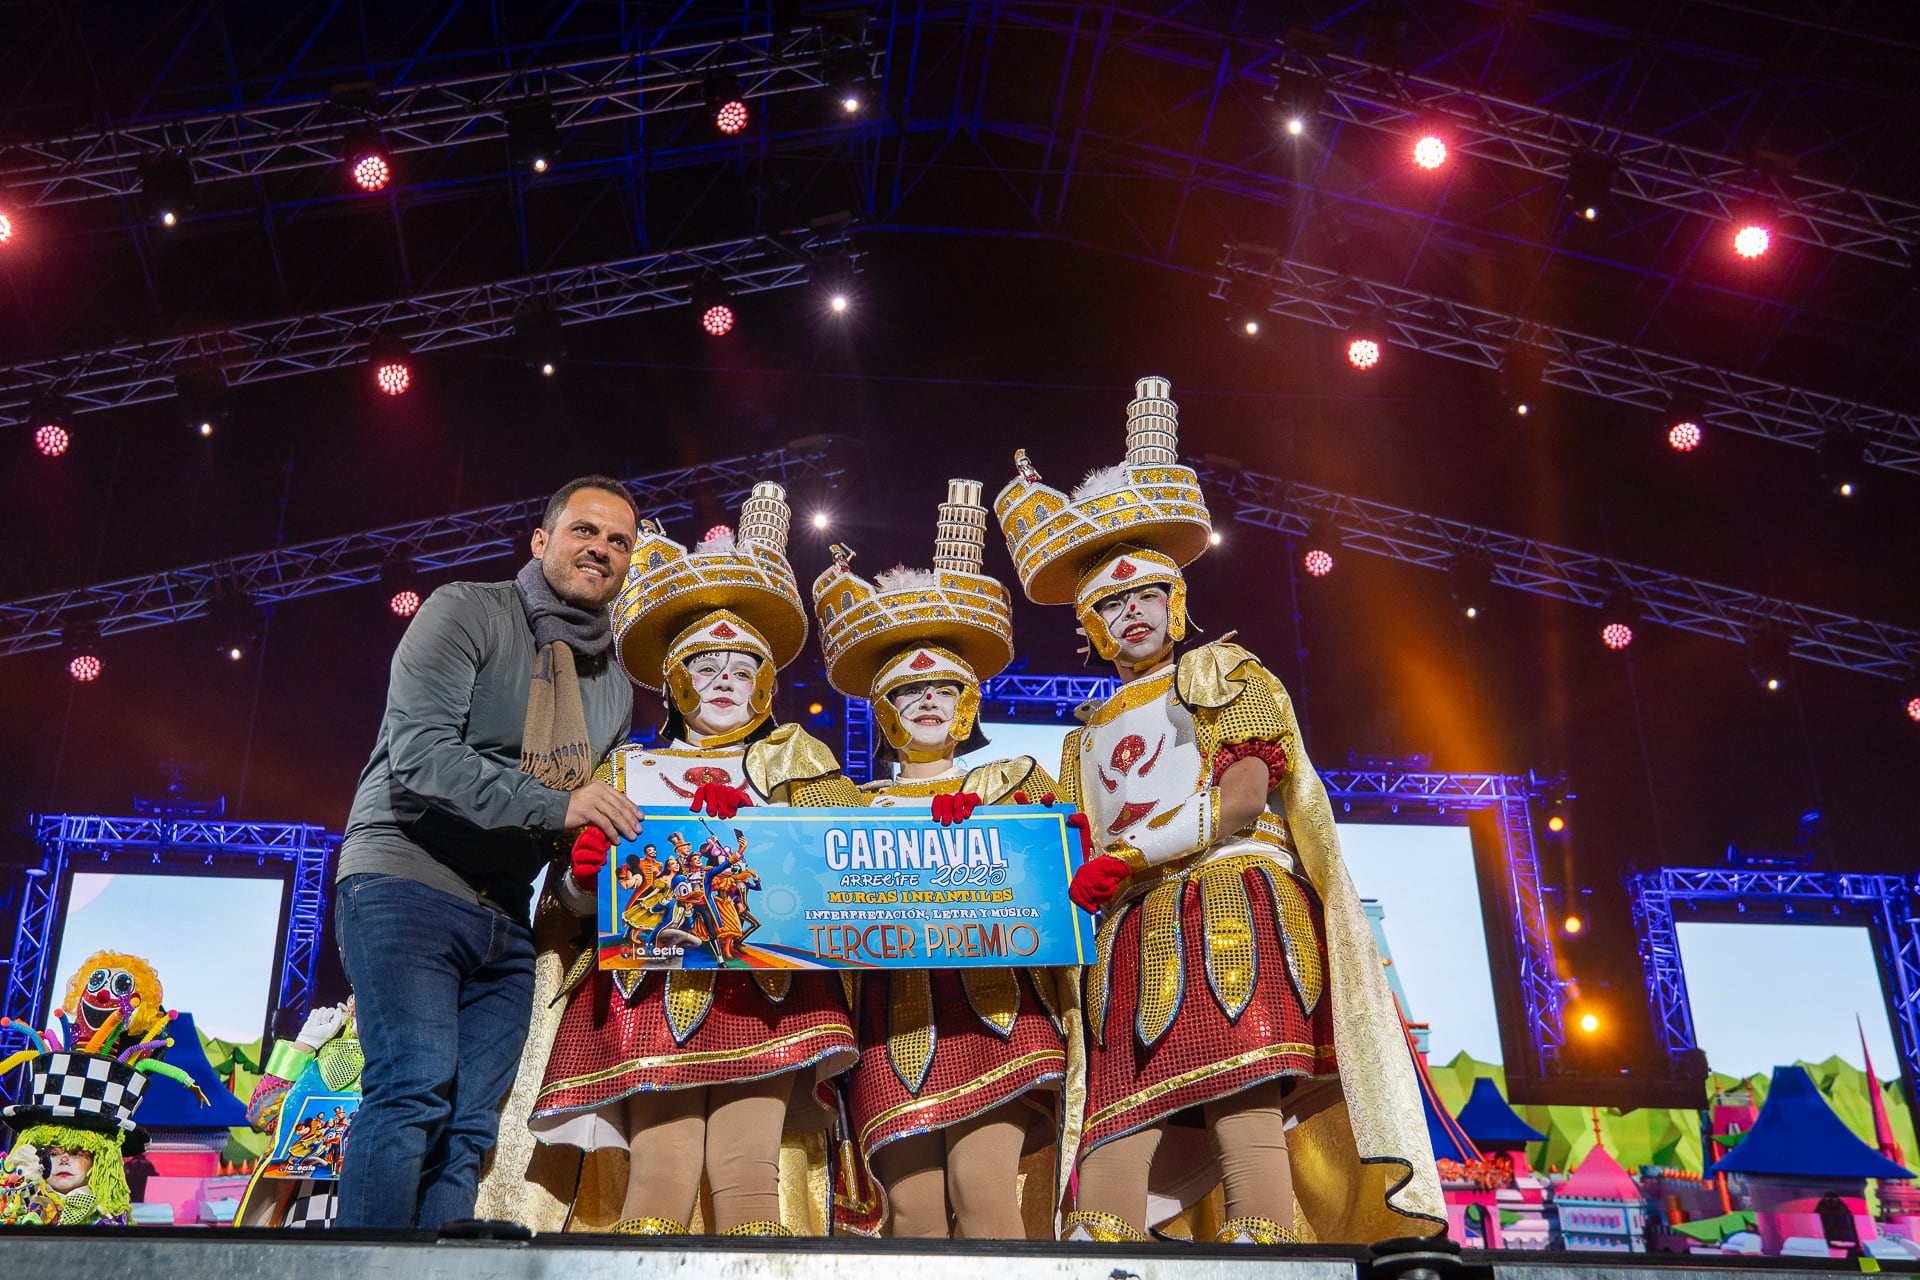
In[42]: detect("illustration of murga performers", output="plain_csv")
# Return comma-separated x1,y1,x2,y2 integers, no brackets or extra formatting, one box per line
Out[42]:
603,825,764,968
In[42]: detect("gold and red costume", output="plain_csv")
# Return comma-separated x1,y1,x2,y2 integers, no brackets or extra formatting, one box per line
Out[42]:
810,481,1069,1236
995,378,1444,1244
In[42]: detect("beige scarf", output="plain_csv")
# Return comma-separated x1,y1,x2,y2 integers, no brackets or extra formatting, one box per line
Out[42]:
520,640,594,790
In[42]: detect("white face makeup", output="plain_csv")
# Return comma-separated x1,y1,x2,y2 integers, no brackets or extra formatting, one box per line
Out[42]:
1095,585,1171,667
45,1146,92,1194
888,680,963,754
682,648,763,738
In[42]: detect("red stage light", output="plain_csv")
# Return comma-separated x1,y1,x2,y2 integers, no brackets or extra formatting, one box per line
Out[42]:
1412,134,1448,170
713,99,749,136
1668,420,1702,452
34,424,70,457
1347,337,1381,370
68,653,101,682
703,525,732,543
374,359,411,395
352,152,391,192
701,302,735,336
0,210,14,245
1733,223,1770,259
1601,621,1633,650
1907,695,1920,723
1303,548,1334,577
389,589,422,618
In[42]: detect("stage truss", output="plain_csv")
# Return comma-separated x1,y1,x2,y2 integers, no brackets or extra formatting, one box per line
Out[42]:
847,675,1568,1074
1627,865,1920,1116
2,814,337,1041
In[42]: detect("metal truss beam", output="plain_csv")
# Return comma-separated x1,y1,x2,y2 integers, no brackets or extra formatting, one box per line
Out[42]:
1201,461,1919,682
0,446,835,658
1626,865,1920,1117
0,231,848,429
3,814,338,1035
1271,44,1920,268
0,22,873,207
1215,246,1920,475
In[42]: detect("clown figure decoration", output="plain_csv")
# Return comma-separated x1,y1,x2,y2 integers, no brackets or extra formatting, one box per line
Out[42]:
485,482,862,1237
994,378,1444,1245
810,480,1077,1239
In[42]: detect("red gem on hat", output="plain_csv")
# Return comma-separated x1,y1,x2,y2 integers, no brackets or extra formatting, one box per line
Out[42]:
1111,559,1137,580
711,621,738,639
909,651,936,671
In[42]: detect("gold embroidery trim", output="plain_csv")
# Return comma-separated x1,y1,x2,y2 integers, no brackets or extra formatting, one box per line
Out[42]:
858,1048,1065,1146
1263,867,1324,1015
959,968,1020,1038
887,970,936,1094
663,970,715,1045
1086,900,1128,1046
1135,878,1185,1049
1084,1039,1332,1133
536,1023,854,1100
1082,670,1177,729
1199,860,1256,1023
753,972,792,1004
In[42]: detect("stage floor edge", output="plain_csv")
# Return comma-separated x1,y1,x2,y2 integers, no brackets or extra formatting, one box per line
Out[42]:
0,1232,1913,1280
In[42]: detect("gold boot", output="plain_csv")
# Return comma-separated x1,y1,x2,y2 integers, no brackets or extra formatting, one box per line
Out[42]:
722,1220,795,1237
609,1216,685,1235
1215,1216,1297,1244
1060,1209,1149,1243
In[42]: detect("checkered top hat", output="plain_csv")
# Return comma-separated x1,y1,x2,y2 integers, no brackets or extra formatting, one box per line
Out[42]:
3,1050,150,1151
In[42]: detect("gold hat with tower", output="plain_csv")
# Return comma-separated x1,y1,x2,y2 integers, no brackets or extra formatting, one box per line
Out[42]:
993,376,1212,658
811,479,1014,754
614,481,809,728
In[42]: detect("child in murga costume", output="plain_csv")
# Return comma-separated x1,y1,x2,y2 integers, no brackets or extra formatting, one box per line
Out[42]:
2,987,193,1226
237,999,362,1227
810,480,1087,1239
993,378,1444,1245
478,482,861,1236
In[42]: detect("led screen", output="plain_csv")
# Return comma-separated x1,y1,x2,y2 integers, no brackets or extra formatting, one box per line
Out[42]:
49,870,288,1044
1337,822,1504,1065
1676,920,1900,1080
963,720,1075,776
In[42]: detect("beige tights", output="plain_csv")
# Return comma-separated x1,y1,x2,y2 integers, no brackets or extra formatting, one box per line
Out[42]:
1074,1082,1292,1234
621,1073,793,1230
872,1106,1030,1239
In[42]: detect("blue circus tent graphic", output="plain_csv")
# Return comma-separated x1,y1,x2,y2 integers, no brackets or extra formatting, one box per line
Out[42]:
1707,1064,1912,1180
1456,1076,1547,1150
132,1011,250,1129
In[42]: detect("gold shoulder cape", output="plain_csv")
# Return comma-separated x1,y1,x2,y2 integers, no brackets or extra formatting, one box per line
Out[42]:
474,727,855,1233
1063,641,1445,1242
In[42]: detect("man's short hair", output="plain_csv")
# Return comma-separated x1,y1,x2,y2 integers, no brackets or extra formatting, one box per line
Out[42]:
543,475,638,532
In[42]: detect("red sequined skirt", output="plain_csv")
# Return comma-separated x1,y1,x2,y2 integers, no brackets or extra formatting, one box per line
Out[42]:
847,969,1065,1158
532,967,857,1142
1079,856,1337,1157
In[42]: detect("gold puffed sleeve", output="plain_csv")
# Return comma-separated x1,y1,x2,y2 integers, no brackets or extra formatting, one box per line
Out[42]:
744,723,862,804
962,755,1058,806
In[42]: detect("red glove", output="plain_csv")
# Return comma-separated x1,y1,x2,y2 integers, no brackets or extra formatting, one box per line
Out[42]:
1066,811,1094,861
570,826,612,884
1012,791,1058,807
1069,854,1130,914
931,792,982,825
690,782,753,821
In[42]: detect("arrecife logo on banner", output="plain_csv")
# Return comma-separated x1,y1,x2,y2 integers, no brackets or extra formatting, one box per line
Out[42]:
598,805,1088,971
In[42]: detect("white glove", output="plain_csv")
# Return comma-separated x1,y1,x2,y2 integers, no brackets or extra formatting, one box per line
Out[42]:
295,1003,349,1050
6,1144,44,1185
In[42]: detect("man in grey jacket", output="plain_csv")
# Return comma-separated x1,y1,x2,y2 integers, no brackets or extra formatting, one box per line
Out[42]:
333,476,643,1230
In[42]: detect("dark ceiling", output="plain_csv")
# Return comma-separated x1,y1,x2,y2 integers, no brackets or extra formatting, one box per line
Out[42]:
2,1,1917,1077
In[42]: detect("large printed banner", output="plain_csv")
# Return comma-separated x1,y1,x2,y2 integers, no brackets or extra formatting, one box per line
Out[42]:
598,805,1089,971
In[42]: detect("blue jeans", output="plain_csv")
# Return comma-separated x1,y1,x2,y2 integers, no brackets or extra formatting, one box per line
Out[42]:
333,873,536,1229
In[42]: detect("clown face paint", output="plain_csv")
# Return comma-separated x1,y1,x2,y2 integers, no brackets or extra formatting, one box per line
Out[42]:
888,679,964,755
77,964,139,1037
1095,585,1171,668
43,1145,93,1194
681,649,763,739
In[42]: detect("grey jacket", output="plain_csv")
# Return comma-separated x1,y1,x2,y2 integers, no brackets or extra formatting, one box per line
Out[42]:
338,579,634,919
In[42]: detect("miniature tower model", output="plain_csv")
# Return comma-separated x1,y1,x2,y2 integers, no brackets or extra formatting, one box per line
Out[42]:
1125,376,1179,464
738,481,791,553
933,479,988,574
